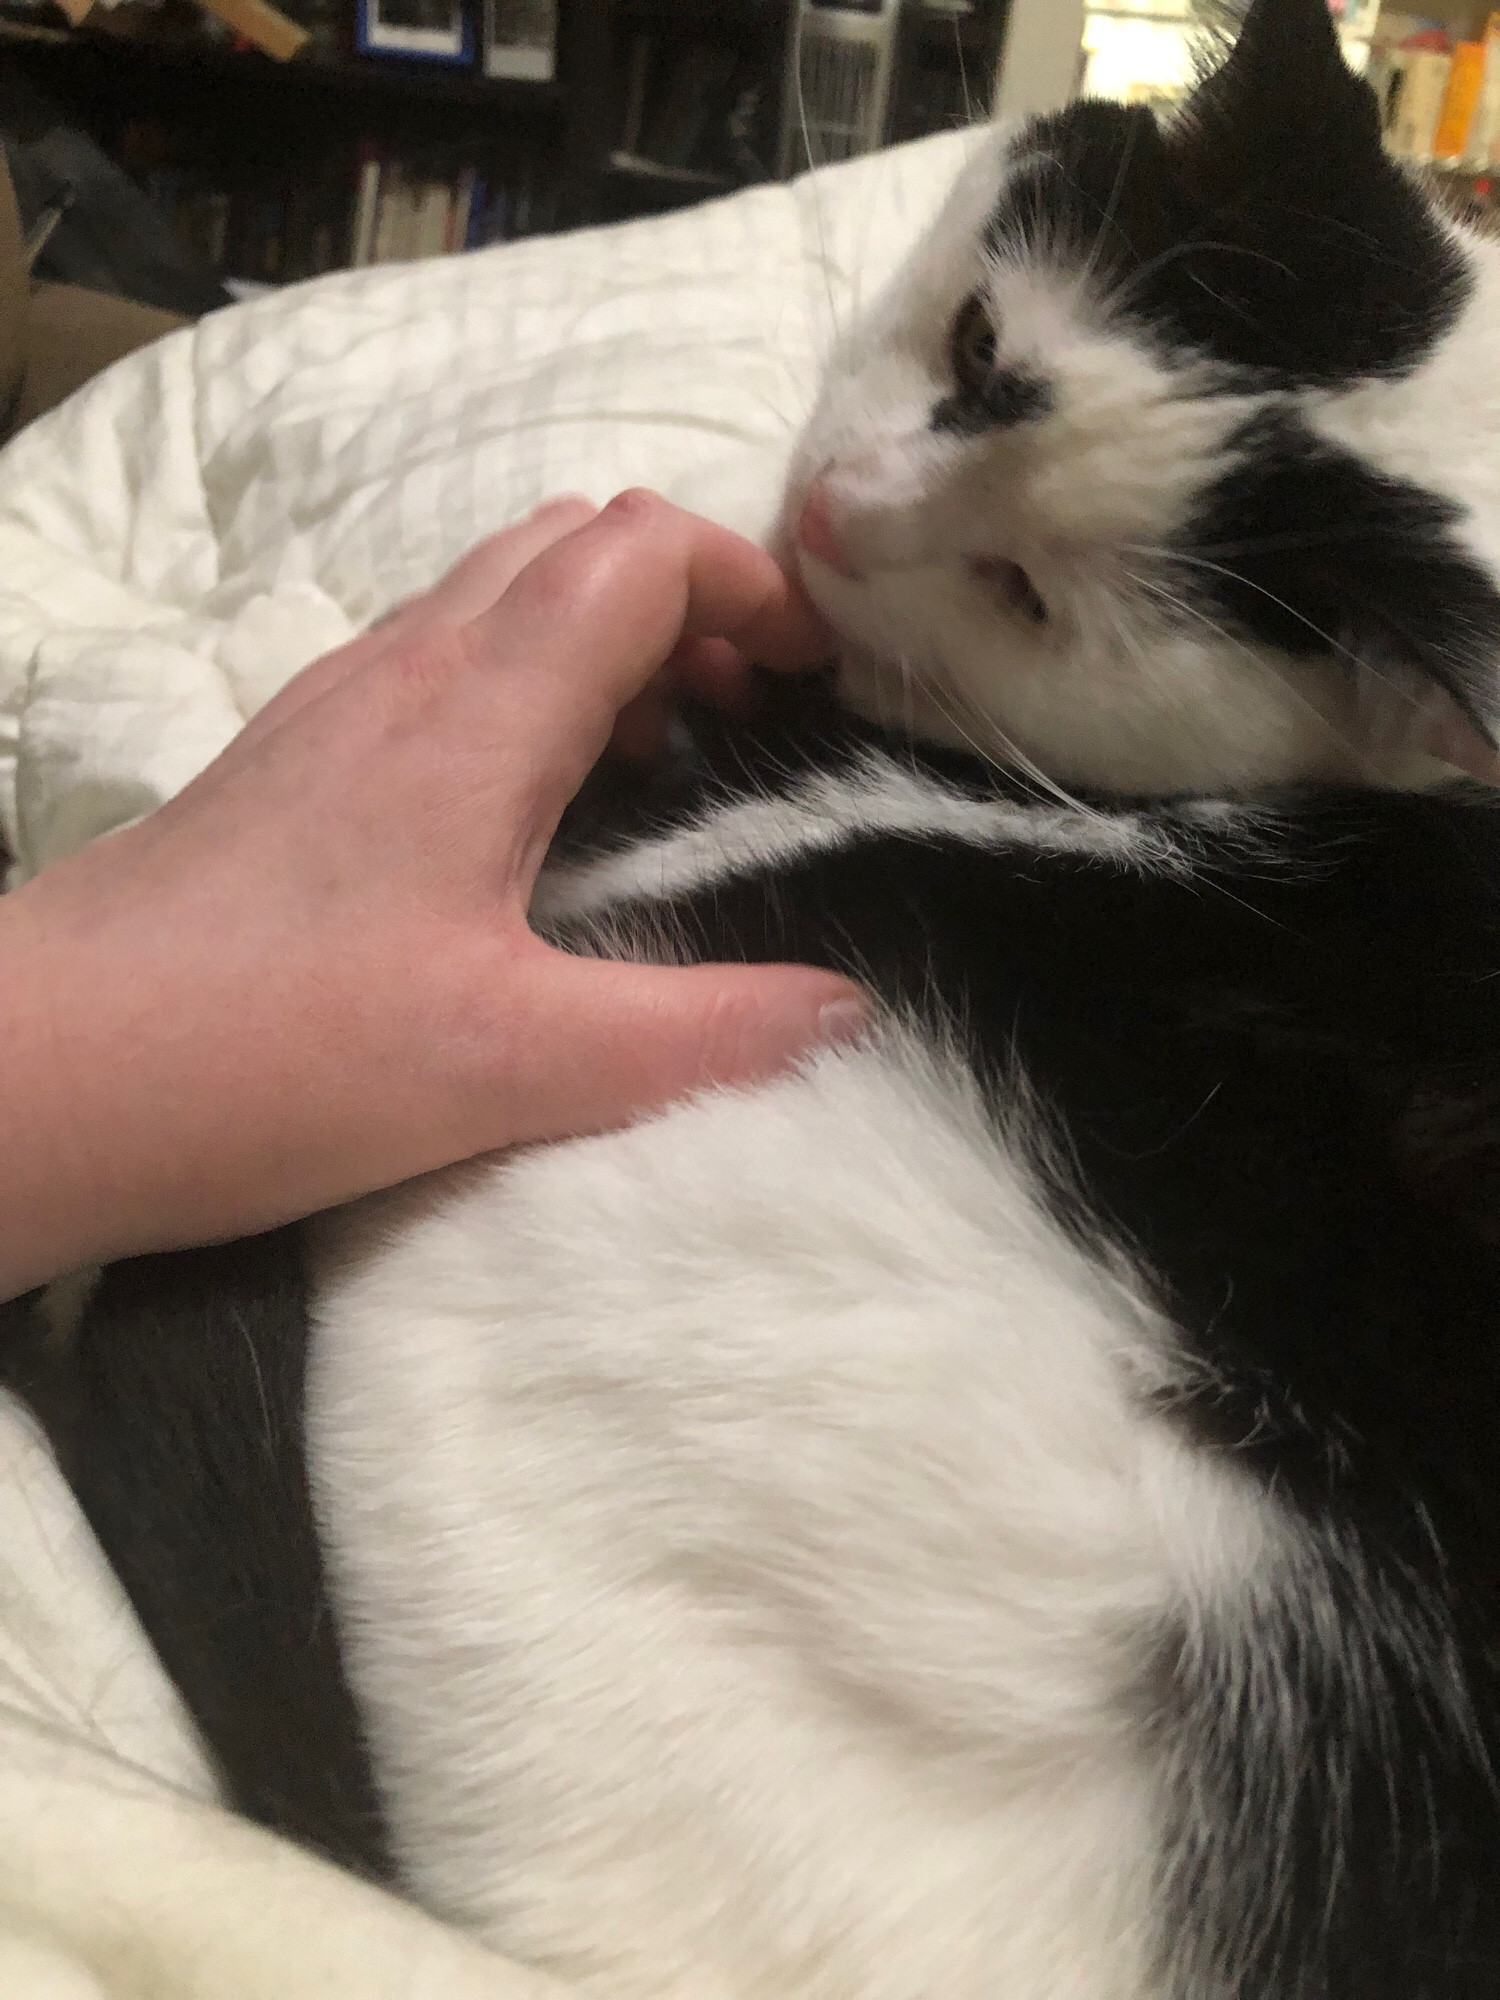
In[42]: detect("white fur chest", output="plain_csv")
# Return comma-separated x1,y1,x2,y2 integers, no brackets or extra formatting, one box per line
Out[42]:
308,1037,1270,2000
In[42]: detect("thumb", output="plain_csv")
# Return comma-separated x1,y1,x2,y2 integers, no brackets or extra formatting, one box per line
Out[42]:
505,952,869,1145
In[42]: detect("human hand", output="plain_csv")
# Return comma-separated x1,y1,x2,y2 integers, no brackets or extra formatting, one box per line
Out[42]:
0,493,865,1298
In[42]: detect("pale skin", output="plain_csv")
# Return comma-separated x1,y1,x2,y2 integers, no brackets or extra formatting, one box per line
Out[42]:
0,492,867,1302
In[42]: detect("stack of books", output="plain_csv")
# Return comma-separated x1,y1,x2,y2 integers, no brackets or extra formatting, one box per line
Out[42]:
138,143,562,288
348,152,558,266
1377,12,1500,170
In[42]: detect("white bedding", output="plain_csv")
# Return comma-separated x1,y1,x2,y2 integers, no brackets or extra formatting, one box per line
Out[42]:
0,130,977,1996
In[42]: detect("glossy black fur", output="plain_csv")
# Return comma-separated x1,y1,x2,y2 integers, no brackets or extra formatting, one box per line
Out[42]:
1182,410,1500,732
993,0,1470,386
10,703,1500,1991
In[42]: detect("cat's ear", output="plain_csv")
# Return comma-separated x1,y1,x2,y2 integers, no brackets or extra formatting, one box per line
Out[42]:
1415,694,1500,787
1169,0,1382,209
1361,663,1500,785
1156,0,1465,379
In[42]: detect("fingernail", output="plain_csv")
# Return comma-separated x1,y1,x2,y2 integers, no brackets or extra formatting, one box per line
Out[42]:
817,996,869,1048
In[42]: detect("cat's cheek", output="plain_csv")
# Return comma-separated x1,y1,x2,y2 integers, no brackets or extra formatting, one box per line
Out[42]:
796,552,882,654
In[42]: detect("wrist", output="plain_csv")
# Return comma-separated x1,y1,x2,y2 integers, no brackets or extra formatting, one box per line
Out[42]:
0,842,515,1300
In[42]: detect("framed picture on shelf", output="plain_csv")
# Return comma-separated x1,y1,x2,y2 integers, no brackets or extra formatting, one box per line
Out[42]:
481,0,557,82
356,0,474,65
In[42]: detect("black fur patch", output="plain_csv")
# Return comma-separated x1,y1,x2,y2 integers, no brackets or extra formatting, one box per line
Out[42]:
932,369,1052,436
1177,408,1500,733
991,0,1471,385
1,1234,393,1881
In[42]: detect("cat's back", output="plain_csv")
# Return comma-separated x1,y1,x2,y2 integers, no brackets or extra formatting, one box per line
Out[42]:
310,765,1500,2000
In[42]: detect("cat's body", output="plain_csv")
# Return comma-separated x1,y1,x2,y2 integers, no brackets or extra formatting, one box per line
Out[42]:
313,725,1500,2000
14,1,1500,1992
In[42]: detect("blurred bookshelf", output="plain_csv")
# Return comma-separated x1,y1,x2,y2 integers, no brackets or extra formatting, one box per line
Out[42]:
0,0,605,292
5,0,1497,317
0,0,1009,303
1068,0,1500,222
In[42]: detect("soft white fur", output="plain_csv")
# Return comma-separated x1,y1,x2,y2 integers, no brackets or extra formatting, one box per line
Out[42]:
310,1026,1274,2000
781,132,1500,793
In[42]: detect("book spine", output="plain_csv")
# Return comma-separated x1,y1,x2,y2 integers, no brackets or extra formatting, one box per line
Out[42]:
1434,40,1485,165
448,166,477,253
195,0,309,62
483,0,557,82
371,163,405,264
476,182,510,245
619,33,652,155
1471,14,1500,169
464,174,490,249
350,154,382,268
1389,48,1453,164
394,177,421,263
413,181,453,259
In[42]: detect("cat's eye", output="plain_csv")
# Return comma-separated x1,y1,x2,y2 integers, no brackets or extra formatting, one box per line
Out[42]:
951,294,998,397
941,294,1052,435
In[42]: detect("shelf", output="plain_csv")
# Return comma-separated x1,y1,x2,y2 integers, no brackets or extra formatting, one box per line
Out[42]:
607,148,728,187
909,6,993,59
613,0,781,38
0,8,567,110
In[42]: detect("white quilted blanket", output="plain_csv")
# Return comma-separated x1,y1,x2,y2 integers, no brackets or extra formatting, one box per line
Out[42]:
0,129,977,1997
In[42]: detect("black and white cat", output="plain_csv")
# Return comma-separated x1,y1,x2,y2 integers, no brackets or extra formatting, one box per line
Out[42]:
20,1,1500,1995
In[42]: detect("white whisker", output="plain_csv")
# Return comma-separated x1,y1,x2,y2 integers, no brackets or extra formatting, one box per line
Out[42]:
954,16,974,128
920,668,1128,832
790,9,844,352
1122,564,1391,784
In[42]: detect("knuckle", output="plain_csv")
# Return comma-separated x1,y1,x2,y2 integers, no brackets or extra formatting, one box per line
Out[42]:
381,623,475,705
519,508,657,616
367,593,417,633
534,493,597,528
700,979,764,1069
604,487,669,532
514,540,606,622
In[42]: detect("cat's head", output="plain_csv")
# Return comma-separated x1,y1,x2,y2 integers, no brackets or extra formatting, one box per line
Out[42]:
784,0,1500,794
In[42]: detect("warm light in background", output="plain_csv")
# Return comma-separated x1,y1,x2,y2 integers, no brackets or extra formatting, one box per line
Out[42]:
1079,0,1378,109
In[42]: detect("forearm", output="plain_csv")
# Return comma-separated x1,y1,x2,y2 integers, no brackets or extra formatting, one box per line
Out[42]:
0,836,485,1300
0,877,123,1297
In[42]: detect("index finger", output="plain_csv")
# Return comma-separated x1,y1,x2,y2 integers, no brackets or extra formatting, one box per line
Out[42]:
472,490,833,704
233,498,600,759
457,493,832,823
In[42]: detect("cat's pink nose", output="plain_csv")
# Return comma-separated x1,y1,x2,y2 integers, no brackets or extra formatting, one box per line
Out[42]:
797,482,860,581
